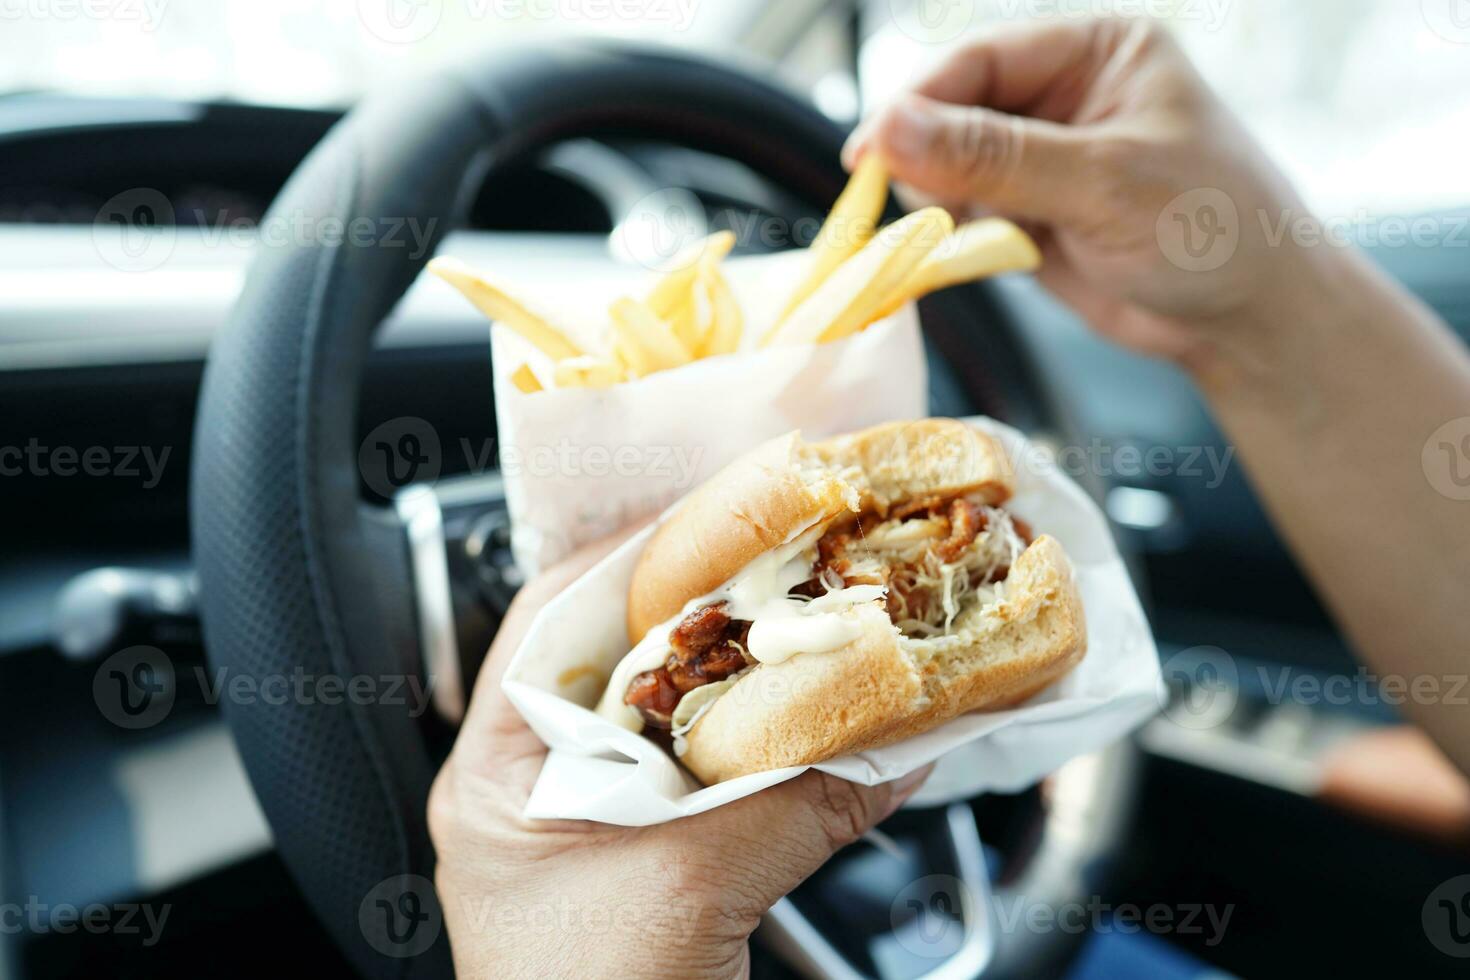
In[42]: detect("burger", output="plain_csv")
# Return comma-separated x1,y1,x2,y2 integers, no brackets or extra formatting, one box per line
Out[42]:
594,419,1086,784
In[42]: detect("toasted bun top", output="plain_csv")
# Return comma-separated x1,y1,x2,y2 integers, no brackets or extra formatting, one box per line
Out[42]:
625,419,1014,643
624,432,855,644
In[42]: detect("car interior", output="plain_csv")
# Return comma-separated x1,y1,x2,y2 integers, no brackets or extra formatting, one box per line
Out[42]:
3,2,1469,978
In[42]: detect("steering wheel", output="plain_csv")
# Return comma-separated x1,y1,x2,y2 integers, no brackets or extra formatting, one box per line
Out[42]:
191,41,1137,979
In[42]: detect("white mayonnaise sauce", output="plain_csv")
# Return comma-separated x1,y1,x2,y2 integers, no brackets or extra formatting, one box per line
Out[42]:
594,522,887,732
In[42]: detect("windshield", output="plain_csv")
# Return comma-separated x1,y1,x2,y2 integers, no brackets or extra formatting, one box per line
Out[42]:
0,0,722,107
2,0,1466,216
869,0,1470,215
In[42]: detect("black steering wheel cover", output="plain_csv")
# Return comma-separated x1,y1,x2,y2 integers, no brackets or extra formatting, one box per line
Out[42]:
191,71,481,978
193,41,1012,978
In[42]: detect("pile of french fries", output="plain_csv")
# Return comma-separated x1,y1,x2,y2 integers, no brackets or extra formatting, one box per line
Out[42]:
428,157,1041,393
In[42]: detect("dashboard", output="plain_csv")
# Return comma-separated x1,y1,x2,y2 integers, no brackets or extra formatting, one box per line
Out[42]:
0,95,609,233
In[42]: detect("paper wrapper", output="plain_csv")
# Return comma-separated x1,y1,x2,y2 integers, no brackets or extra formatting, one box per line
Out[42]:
490,249,927,576
501,417,1163,825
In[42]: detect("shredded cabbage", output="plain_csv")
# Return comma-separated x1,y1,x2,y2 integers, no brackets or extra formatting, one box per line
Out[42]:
873,503,1024,637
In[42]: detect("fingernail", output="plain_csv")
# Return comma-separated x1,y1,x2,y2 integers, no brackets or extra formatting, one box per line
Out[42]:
886,98,939,161
841,123,869,170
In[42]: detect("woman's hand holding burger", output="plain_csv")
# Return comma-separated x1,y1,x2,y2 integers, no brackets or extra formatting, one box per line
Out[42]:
428,529,931,980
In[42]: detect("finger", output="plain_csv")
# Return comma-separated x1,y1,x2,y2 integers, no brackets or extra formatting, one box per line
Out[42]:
676,766,934,912
863,93,1092,228
911,21,1108,113
843,20,1110,170
454,520,652,763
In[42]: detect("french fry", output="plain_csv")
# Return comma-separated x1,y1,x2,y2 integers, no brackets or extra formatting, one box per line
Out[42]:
647,230,736,319
698,256,742,357
610,337,634,377
428,257,583,361
509,363,543,394
666,296,704,354
646,231,734,353
868,219,1042,322
609,297,693,377
553,355,624,389
767,155,889,337
764,207,954,347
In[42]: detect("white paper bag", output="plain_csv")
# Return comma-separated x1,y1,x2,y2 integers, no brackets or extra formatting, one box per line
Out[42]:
490,249,928,576
502,417,1163,826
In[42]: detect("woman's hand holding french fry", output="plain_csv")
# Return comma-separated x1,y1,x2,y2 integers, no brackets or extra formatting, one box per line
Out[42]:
428,154,1043,391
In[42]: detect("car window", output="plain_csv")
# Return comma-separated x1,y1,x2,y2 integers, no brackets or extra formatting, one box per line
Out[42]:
0,0,726,107
870,0,1470,215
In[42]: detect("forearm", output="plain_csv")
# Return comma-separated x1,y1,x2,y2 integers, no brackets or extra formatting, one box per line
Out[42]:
1185,244,1470,770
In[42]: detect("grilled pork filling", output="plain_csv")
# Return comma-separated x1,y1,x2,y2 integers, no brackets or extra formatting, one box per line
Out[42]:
626,494,1032,728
